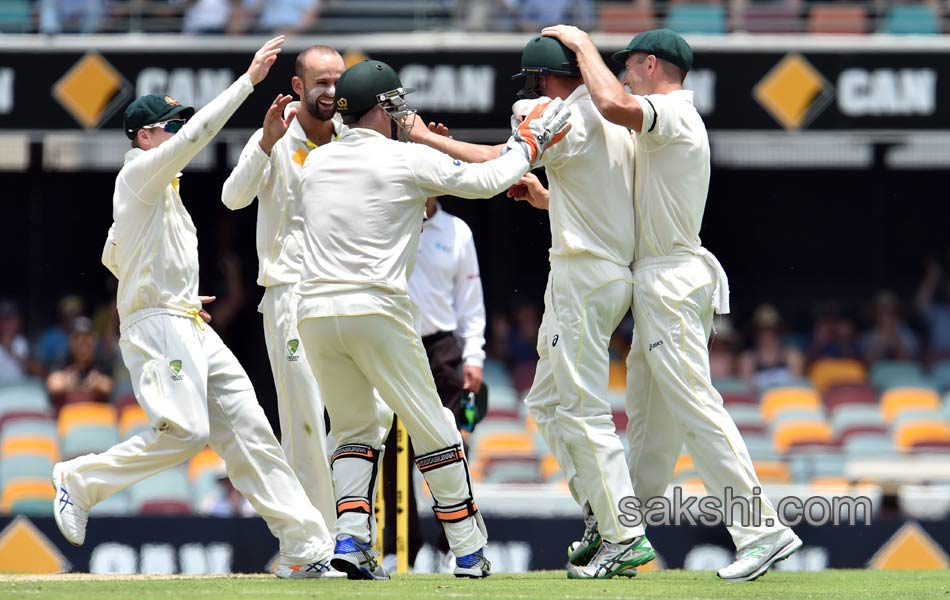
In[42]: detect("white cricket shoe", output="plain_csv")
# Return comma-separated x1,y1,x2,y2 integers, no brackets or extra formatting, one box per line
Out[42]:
275,557,345,578
717,529,802,582
51,463,88,546
567,536,654,579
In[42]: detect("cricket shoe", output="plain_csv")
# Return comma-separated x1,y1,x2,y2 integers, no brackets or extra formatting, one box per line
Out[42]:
51,463,88,546
330,536,390,580
567,535,655,579
717,529,802,582
567,513,601,567
275,557,345,578
454,547,491,578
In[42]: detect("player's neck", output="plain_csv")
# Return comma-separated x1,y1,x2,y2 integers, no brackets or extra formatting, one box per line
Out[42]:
298,112,335,146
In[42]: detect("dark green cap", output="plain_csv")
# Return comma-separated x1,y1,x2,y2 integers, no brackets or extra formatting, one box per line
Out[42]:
611,28,693,74
123,94,194,139
512,36,580,80
335,59,413,117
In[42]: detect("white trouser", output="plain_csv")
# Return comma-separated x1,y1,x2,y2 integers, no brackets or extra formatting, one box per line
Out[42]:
625,255,786,550
523,254,644,543
260,284,336,529
61,311,333,563
298,303,487,557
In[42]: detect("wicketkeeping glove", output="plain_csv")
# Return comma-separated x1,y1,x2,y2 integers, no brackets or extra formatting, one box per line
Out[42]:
504,98,572,166
510,97,548,132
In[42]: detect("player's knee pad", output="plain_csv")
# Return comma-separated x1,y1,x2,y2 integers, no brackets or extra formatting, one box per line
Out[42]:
415,444,479,524
330,443,382,518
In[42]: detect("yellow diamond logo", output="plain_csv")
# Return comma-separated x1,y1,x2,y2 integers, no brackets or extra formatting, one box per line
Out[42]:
52,51,132,129
869,521,950,569
342,49,369,69
0,516,71,573
753,54,834,131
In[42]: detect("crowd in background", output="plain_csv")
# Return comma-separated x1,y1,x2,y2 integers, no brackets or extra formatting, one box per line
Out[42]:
8,251,949,412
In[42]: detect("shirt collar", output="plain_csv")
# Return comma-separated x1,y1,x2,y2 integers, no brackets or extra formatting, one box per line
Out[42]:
289,114,346,146
670,89,695,105
564,84,590,106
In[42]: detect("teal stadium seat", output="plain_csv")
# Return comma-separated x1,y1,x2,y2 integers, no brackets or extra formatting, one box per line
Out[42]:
0,0,32,33
666,4,727,34
90,492,132,516
1,417,56,440
882,5,940,34
0,454,53,486
0,379,51,419
129,468,192,514
61,424,120,460
870,360,932,390
9,498,53,515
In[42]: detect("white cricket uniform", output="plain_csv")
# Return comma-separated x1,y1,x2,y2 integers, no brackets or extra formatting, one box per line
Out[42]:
521,85,643,544
624,90,786,549
408,204,486,369
296,127,530,557
221,115,343,528
63,74,333,564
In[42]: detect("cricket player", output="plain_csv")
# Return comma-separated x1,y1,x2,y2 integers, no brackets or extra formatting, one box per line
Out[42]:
221,45,345,528
409,36,653,579
382,196,488,568
294,59,571,580
51,37,339,579
544,25,802,581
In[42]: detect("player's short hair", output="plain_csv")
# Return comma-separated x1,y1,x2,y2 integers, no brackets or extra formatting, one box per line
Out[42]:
295,45,342,79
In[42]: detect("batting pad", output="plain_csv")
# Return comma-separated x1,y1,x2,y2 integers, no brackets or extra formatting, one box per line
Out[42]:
331,443,382,544
415,444,488,555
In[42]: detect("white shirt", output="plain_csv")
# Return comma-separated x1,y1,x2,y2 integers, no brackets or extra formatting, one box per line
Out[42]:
536,84,635,267
0,336,27,385
221,114,344,288
102,74,254,325
296,127,529,321
408,204,486,367
632,89,710,260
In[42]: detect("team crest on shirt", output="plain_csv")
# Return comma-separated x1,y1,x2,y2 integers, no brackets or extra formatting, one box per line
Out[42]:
169,359,184,381
287,339,300,361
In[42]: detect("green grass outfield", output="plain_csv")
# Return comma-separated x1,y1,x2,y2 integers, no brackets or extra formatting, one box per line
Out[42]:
1,570,947,599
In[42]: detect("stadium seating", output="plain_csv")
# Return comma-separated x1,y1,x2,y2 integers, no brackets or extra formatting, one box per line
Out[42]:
598,3,656,34
736,2,802,34
930,360,950,392
61,425,120,460
894,420,950,452
760,386,822,423
881,4,940,35
58,401,117,438
0,380,52,428
727,404,767,435
787,451,846,482
0,434,59,463
807,4,869,34
1,478,55,515
772,419,835,453
484,462,543,485
831,404,887,443
0,454,53,487
608,360,626,392
842,431,898,457
880,387,941,423
119,404,150,439
666,3,728,34
870,361,928,390
824,383,878,413
742,432,782,462
808,358,867,394
0,1,32,34
753,460,791,483
129,468,192,514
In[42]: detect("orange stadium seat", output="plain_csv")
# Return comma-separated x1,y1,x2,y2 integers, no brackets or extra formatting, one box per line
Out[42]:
880,388,941,423
808,4,869,34
1,478,55,512
608,360,627,392
188,447,225,482
598,3,656,34
58,401,117,438
540,453,562,481
753,460,791,483
809,358,867,394
773,420,835,453
760,387,821,423
0,434,59,463
894,421,950,452
474,431,534,458
118,404,150,439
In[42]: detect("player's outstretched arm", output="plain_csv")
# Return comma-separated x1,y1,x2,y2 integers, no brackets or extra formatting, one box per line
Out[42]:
124,36,286,202
222,93,294,210
408,114,503,163
542,25,644,132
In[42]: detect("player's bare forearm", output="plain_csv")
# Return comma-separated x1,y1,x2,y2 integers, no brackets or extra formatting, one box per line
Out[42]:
417,133,502,164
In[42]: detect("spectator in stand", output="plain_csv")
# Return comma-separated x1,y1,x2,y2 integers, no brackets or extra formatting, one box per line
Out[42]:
182,0,243,33
508,302,541,394
39,0,105,33
738,304,804,390
198,465,256,517
860,291,919,363
38,295,85,372
46,317,114,408
709,315,740,381
915,255,950,359
238,0,322,34
805,300,860,366
517,0,595,32
0,300,39,385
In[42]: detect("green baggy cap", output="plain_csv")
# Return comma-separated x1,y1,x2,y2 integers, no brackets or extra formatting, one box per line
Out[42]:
123,94,194,140
611,28,693,73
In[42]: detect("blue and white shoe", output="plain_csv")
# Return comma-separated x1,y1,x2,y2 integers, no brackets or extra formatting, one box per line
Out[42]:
51,463,88,546
330,536,389,580
454,547,491,578
275,557,345,578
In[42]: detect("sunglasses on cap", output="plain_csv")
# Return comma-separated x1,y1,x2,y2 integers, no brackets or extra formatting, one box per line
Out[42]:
142,118,187,134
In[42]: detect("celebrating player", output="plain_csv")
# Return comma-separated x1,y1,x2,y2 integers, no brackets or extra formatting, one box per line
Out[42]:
221,44,345,530
51,36,339,579
294,59,570,580
543,25,803,582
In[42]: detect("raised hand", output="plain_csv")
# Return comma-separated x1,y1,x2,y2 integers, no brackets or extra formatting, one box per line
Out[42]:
505,98,572,165
541,24,594,53
260,94,296,155
246,35,286,86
